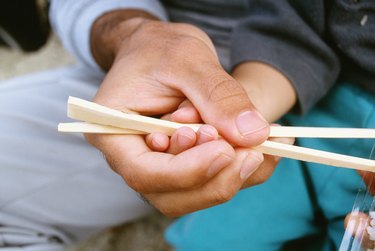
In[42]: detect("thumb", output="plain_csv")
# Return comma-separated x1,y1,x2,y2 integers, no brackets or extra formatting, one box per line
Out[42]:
182,69,269,147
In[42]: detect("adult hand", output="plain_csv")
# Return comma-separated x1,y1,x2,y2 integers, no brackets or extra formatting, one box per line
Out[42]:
86,10,270,216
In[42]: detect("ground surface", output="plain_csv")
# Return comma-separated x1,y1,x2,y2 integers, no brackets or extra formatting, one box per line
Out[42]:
0,35,173,251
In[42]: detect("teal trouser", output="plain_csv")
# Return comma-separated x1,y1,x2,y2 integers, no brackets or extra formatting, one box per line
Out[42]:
166,83,375,251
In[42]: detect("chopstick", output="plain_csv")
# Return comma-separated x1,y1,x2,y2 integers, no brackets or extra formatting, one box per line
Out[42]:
59,122,375,139
66,97,202,135
62,97,375,138
58,122,147,134
270,126,375,138
59,96,375,172
253,141,375,172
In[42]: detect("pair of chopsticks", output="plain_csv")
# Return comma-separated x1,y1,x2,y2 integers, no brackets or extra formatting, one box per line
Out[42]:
58,97,375,172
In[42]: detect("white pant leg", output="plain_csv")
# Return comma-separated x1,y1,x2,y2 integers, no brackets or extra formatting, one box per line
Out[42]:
0,66,153,250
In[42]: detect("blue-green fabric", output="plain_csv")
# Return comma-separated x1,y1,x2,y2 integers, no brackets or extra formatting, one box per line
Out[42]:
166,83,375,251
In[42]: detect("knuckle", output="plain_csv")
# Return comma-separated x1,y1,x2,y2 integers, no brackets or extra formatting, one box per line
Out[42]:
205,73,248,108
212,187,236,204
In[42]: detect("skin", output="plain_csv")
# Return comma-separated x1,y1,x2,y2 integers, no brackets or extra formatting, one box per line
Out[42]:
86,9,297,216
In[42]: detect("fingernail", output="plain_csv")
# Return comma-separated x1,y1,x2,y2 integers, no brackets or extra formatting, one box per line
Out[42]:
172,107,189,117
207,153,232,177
177,133,194,146
198,125,218,143
236,111,268,139
240,151,263,180
152,136,164,149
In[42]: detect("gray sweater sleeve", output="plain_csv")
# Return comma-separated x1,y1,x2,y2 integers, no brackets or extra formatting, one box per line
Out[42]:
230,1,340,114
49,0,168,70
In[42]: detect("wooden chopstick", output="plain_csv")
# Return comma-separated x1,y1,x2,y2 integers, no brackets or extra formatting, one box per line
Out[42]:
59,121,375,139
62,97,375,138
59,96,375,172
58,122,147,134
269,126,375,138
66,97,202,135
254,141,375,172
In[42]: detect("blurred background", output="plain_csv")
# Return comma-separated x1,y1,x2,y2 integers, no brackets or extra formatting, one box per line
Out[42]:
0,0,75,80
0,0,172,250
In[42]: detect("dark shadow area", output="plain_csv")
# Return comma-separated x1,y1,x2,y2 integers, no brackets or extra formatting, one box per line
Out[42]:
0,0,50,51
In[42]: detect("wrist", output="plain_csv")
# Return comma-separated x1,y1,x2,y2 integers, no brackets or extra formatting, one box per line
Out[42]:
90,9,159,70
232,62,297,122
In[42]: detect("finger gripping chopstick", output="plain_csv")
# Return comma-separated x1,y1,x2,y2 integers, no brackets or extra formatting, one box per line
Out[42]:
59,96,375,172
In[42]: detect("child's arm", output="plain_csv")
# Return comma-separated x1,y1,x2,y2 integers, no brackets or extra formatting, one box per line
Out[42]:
232,61,296,122
230,1,341,115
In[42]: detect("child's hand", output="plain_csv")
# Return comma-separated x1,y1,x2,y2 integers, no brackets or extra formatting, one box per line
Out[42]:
146,100,219,154
146,101,294,190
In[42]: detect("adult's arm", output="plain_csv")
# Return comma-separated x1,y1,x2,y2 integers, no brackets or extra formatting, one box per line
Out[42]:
49,0,167,69
232,61,297,122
